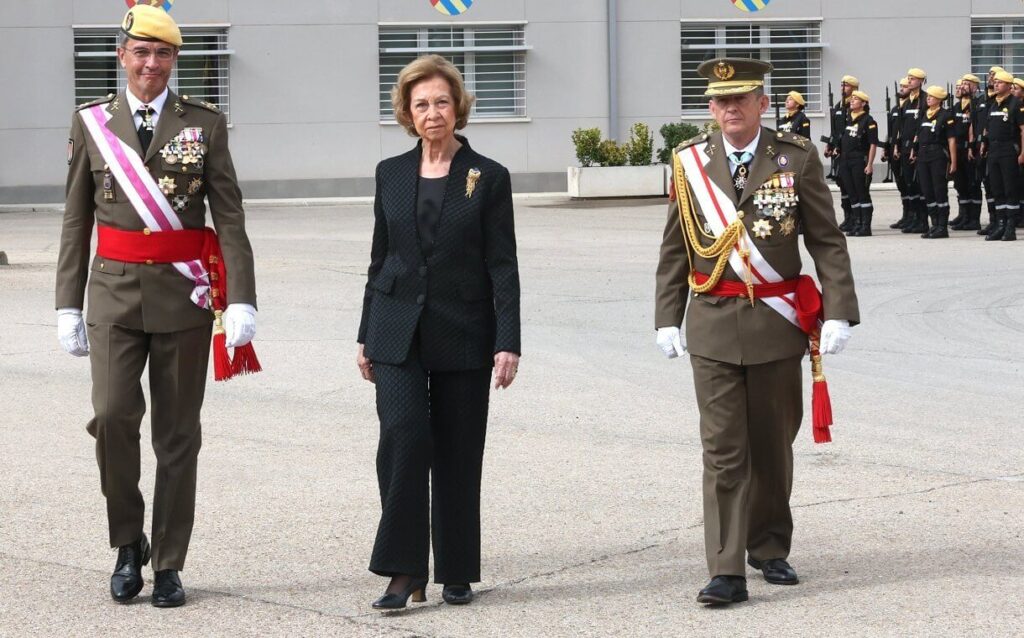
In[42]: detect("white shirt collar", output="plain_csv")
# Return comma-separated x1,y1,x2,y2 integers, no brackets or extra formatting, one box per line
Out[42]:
721,128,761,161
125,86,169,117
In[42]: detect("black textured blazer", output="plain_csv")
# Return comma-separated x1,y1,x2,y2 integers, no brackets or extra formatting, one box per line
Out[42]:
357,136,521,370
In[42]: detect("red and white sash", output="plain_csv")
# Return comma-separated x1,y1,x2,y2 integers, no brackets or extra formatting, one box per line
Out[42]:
676,143,801,329
79,104,211,309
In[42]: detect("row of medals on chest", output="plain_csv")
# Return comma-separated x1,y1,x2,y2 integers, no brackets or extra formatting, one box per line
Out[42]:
750,172,798,239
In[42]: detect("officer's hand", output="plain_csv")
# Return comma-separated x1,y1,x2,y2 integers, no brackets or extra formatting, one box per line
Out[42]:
1018,153,1024,166
57,308,89,357
820,320,851,355
864,165,873,175
223,303,256,348
356,343,375,384
656,326,686,359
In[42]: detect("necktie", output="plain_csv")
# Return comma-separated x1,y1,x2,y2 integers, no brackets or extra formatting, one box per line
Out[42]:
730,151,753,197
137,105,155,155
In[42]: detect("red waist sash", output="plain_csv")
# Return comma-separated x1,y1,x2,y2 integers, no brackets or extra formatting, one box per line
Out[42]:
96,225,206,264
693,271,823,337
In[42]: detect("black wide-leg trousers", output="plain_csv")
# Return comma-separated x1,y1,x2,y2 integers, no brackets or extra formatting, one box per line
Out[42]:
369,340,491,584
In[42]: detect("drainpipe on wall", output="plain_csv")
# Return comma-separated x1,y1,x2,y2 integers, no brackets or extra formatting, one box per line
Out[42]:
607,0,618,141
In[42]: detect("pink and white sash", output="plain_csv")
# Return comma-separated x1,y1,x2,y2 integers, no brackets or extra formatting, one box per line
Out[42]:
677,143,801,329
79,104,210,309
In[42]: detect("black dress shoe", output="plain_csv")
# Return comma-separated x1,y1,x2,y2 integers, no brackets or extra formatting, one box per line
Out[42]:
372,577,429,610
442,583,474,605
696,575,748,605
152,570,186,608
110,534,151,603
747,557,799,585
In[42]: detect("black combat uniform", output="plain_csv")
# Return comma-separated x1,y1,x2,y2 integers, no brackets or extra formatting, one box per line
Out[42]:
887,97,908,228
982,93,1024,241
838,110,879,237
777,109,811,139
950,97,979,229
829,97,853,230
898,91,927,233
914,107,956,238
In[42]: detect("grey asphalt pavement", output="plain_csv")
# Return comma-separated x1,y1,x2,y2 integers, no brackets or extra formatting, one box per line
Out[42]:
1,192,1022,637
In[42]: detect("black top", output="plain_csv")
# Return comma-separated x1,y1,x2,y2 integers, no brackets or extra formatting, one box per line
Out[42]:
983,94,1024,154
915,107,956,161
777,110,811,138
952,99,973,146
828,98,849,147
840,112,878,156
416,175,448,256
897,92,925,148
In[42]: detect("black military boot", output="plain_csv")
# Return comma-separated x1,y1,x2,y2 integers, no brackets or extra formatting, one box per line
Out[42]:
907,207,928,235
845,209,860,236
1001,211,1018,241
949,201,965,229
928,207,949,238
978,203,996,235
110,534,151,603
855,206,873,236
838,199,852,232
985,212,1006,241
960,203,982,231
891,198,909,229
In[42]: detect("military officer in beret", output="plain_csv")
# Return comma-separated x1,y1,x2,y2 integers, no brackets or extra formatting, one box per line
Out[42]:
826,76,858,232
655,58,859,605
979,69,1024,241
895,68,929,234
949,75,982,231
55,3,258,607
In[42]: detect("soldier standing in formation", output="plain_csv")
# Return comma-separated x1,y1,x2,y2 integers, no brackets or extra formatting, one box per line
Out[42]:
838,91,878,237
949,75,982,231
894,68,929,234
777,91,812,139
887,78,911,229
826,76,857,231
979,69,1024,241
911,86,957,238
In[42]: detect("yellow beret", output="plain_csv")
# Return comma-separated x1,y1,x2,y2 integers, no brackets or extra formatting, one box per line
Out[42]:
851,90,870,103
906,68,927,80
1014,78,1024,89
994,70,1015,83
960,74,981,85
841,75,860,87
990,66,1006,74
925,85,948,101
787,90,805,106
899,77,910,87
121,4,182,48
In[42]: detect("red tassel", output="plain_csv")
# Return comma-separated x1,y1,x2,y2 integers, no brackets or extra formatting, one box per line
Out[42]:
230,343,263,376
212,330,233,381
812,379,833,444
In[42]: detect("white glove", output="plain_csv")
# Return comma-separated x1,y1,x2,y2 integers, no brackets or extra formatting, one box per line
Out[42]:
820,319,851,355
656,326,687,359
223,303,257,348
57,308,89,357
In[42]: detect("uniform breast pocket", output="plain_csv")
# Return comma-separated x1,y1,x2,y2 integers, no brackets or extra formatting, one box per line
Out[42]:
91,255,126,276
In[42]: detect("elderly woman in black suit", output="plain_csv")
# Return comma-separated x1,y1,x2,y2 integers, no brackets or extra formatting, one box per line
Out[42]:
356,54,521,610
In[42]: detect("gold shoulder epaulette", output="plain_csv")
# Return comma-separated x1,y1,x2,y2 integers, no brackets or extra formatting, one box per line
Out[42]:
773,129,812,149
676,132,710,152
75,93,116,111
180,95,221,113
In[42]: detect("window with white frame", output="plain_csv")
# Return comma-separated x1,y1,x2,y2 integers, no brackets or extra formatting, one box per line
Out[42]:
971,18,1024,78
73,26,232,121
680,21,823,114
378,24,528,121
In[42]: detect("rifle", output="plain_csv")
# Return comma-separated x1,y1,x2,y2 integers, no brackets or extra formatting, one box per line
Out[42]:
821,81,837,180
883,86,894,182
775,92,782,129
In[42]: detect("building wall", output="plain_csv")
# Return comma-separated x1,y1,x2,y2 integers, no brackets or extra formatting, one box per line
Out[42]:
2,0,1023,203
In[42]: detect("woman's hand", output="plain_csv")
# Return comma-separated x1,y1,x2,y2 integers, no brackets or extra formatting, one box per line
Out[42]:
493,351,520,389
357,343,375,383
864,164,873,175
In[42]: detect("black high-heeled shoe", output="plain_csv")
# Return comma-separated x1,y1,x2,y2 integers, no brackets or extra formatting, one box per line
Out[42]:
371,577,429,610
441,583,473,605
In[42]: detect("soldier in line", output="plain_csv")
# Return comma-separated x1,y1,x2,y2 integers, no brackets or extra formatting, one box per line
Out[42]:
911,86,957,238
894,68,928,234
950,75,982,231
976,67,1003,236
887,78,911,229
777,91,811,139
838,91,878,237
979,69,1024,241
826,76,858,232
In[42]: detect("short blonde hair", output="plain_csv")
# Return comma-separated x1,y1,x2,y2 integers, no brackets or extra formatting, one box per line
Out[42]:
391,54,475,136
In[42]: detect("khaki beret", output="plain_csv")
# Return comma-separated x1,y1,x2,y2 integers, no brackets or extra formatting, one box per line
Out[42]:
841,75,860,87
993,70,1015,83
787,90,805,106
851,90,870,103
907,68,927,80
121,4,182,48
925,85,948,101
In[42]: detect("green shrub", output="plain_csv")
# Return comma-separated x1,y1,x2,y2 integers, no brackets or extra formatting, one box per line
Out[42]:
571,127,602,167
596,140,628,167
657,122,702,164
626,122,654,166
